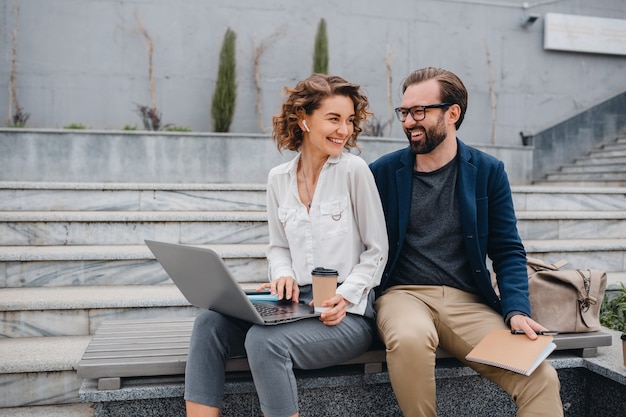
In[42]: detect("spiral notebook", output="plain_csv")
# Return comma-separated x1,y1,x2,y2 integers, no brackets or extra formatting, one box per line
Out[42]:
465,329,556,376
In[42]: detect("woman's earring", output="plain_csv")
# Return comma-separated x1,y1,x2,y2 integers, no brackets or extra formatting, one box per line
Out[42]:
302,120,310,132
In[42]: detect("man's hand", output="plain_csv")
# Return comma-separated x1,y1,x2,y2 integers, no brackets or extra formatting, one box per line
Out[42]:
509,314,550,339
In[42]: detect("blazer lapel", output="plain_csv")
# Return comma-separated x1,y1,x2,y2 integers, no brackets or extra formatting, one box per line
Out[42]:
396,148,414,244
457,140,477,235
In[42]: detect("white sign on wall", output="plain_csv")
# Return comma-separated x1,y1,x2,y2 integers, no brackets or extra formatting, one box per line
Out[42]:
544,13,626,56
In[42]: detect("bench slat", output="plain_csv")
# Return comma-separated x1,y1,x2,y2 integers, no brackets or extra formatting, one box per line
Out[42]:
85,340,190,352
82,347,190,360
77,318,613,390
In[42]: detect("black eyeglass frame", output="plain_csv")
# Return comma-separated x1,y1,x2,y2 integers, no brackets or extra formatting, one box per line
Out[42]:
394,103,453,122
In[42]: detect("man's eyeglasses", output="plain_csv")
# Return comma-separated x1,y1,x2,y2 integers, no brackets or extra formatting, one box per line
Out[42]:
394,103,452,122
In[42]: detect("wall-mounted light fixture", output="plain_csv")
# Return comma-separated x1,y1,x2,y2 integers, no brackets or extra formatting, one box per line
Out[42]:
521,15,540,29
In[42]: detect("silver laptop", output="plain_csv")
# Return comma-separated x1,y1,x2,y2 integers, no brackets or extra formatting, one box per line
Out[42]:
145,240,320,325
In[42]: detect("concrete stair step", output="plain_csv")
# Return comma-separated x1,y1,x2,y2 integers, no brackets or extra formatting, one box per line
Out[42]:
0,336,92,408
587,148,626,157
0,182,266,211
516,211,626,240
0,285,201,338
524,238,626,272
2,208,623,246
0,282,262,339
559,163,626,174
597,142,626,151
543,172,626,183
3,181,626,211
575,155,626,165
2,241,624,338
511,186,626,211
0,211,268,246
0,244,267,288
532,179,626,187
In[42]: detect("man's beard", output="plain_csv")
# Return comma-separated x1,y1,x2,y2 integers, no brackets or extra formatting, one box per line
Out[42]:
405,114,447,155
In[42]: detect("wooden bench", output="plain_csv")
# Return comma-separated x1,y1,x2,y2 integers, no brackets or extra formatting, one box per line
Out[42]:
76,316,613,391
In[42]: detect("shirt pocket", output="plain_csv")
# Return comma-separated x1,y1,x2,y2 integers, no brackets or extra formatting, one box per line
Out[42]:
319,195,349,239
277,207,302,243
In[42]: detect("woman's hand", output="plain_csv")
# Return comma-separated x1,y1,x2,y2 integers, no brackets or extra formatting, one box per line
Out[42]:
256,276,300,303
311,294,348,326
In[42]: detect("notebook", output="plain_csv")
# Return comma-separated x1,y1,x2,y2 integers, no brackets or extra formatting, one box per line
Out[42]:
465,328,556,376
145,240,320,325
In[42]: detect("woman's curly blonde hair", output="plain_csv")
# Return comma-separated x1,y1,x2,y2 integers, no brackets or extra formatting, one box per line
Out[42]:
272,73,371,152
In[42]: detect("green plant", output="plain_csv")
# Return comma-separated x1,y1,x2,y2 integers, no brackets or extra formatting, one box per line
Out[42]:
64,123,86,129
7,120,27,128
313,18,328,74
600,283,626,332
165,125,192,132
211,27,237,133
7,4,30,128
123,124,138,131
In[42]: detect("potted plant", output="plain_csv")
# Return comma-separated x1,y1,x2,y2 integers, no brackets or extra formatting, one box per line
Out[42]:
600,283,626,365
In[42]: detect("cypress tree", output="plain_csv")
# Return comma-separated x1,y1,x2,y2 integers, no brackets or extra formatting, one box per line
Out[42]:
212,27,237,132
313,19,328,74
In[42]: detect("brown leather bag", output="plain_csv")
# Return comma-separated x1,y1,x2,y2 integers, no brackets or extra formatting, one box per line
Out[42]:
527,257,607,333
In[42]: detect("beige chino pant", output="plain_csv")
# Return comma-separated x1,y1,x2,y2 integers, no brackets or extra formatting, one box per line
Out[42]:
375,285,563,417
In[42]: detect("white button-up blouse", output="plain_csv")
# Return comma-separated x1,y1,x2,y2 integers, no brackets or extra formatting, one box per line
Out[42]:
266,152,388,316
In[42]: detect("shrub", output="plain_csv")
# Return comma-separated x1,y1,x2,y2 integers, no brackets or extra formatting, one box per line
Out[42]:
165,125,192,132
600,283,626,332
313,19,328,74
64,123,86,129
211,27,237,132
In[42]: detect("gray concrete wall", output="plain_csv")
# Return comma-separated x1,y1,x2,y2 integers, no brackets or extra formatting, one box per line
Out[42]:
1,0,625,146
0,129,533,184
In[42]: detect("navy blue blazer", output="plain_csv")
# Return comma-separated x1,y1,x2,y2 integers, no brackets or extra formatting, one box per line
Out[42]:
369,139,531,320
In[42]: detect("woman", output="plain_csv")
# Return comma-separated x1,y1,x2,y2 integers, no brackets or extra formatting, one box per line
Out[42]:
185,73,388,417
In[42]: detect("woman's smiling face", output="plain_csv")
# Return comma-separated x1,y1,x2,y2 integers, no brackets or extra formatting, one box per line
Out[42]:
302,95,355,158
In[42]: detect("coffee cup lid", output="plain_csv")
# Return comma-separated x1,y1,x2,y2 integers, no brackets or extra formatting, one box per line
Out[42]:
311,267,338,276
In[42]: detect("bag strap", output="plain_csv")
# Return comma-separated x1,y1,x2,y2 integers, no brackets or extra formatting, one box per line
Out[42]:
527,257,568,272
575,269,608,329
575,269,595,313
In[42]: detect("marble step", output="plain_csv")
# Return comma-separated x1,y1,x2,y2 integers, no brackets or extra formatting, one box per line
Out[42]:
0,182,267,211
0,285,200,338
2,207,625,246
532,179,626,187
0,244,268,288
543,172,626,183
0,282,271,339
0,336,92,409
596,141,626,152
3,182,626,212
575,155,626,165
523,238,626,272
516,211,626,240
559,163,626,174
0,211,268,246
2,266,625,340
587,147,626,157
510,186,626,211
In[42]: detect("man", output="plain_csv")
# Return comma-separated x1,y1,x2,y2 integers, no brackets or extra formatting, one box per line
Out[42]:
369,67,563,417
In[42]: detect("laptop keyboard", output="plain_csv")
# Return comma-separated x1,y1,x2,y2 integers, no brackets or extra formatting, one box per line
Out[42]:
254,303,289,317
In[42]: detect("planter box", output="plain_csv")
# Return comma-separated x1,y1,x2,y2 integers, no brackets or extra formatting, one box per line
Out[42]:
0,129,533,184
